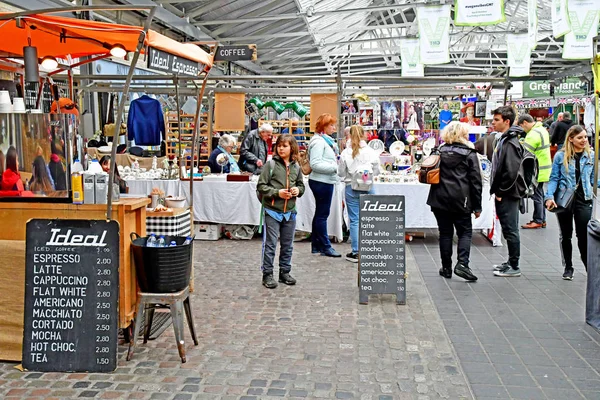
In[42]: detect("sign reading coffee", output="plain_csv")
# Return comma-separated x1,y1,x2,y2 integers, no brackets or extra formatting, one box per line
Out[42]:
214,45,257,62
359,195,406,305
147,47,201,76
23,219,119,372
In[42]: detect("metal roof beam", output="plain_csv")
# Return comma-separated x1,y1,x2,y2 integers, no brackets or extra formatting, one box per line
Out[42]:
210,0,291,36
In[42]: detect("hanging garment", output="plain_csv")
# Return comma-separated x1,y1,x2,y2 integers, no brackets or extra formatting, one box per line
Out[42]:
127,95,165,146
583,99,595,138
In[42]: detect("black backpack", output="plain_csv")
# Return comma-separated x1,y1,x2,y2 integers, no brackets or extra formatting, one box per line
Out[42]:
501,143,538,198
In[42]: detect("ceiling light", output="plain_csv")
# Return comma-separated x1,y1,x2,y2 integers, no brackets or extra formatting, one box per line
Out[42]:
40,56,58,70
110,44,127,58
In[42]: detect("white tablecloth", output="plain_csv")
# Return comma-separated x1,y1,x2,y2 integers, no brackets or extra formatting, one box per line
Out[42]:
127,179,345,241
372,183,493,229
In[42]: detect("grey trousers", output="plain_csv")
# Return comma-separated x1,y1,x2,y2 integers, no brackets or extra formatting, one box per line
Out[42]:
261,213,296,275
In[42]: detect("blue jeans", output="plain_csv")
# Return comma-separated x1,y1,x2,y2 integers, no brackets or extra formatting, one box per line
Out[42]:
309,179,334,252
261,213,296,275
495,198,521,268
345,185,367,253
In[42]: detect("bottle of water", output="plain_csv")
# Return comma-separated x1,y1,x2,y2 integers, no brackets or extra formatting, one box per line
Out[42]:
183,236,193,245
146,233,157,247
152,156,158,170
169,241,177,247
71,159,84,173
157,235,166,247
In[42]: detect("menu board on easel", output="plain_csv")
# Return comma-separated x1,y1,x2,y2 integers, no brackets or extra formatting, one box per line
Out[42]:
310,93,338,132
359,195,406,305
22,219,120,372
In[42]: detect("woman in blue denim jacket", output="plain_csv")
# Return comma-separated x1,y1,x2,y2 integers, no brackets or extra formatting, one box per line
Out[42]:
545,125,596,280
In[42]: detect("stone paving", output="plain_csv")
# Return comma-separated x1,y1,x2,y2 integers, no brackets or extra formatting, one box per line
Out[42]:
0,238,472,399
414,209,600,400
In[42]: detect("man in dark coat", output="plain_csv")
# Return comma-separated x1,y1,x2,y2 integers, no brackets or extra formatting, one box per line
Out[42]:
550,111,575,150
239,123,273,174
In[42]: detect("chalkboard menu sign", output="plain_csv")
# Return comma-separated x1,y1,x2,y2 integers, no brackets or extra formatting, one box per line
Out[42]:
359,195,406,305
23,219,120,372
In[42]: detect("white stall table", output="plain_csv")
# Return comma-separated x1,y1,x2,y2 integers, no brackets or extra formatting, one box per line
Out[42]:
127,179,345,241
372,183,493,229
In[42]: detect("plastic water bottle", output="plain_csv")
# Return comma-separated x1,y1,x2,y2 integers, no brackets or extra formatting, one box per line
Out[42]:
71,159,84,173
169,241,177,247
152,156,158,170
87,159,103,173
146,233,157,247
157,235,166,247
183,236,193,245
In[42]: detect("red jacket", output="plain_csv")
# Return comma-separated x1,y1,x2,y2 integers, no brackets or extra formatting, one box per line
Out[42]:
1,169,24,191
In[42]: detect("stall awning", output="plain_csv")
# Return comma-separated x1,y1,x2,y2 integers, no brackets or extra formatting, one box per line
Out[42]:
0,13,213,68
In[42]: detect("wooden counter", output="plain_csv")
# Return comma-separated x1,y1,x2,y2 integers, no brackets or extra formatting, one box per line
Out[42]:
0,198,149,362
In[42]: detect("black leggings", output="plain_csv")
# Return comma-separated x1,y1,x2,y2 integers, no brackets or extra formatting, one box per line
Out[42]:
556,199,593,270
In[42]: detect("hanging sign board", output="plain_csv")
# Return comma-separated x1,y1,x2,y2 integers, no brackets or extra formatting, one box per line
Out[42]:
359,195,406,305
22,219,120,372
400,39,424,77
551,0,571,38
214,45,257,62
454,0,506,26
416,5,451,65
147,47,201,76
507,34,531,78
562,0,599,60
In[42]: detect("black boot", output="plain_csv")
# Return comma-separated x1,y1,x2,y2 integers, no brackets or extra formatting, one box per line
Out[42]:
262,273,278,289
279,271,296,285
439,267,452,279
454,264,478,282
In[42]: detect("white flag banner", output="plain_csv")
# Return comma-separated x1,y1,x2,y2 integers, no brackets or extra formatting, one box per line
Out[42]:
528,0,538,49
562,0,599,59
416,5,451,65
454,0,506,26
400,39,424,77
506,34,531,77
551,0,571,38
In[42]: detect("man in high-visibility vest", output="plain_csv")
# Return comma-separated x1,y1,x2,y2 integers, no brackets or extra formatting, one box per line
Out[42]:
518,114,552,229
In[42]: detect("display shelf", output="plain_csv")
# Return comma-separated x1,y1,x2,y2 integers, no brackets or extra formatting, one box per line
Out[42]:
165,112,210,177
257,118,312,142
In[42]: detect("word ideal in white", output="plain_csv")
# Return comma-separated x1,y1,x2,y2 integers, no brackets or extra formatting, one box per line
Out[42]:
46,228,107,247
361,200,403,212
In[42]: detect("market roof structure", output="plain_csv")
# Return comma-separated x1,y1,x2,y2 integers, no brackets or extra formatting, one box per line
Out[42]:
1,0,597,79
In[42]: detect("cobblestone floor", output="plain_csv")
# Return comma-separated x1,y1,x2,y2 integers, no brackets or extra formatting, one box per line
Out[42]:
0,238,472,399
414,209,600,400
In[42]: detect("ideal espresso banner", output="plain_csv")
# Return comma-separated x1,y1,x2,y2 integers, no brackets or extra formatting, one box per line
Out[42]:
147,47,201,76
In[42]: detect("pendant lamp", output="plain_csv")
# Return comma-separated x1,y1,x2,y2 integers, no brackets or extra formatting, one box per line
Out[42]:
23,45,39,83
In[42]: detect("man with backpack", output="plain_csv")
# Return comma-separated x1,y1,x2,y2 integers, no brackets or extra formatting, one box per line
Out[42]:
489,106,532,277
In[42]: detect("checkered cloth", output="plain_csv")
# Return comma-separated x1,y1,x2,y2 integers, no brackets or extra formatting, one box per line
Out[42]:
146,209,192,237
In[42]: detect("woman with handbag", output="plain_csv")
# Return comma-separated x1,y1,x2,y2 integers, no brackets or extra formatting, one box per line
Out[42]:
426,122,482,281
338,125,380,263
545,125,596,280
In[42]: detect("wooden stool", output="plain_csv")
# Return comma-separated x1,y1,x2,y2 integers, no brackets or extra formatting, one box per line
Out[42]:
127,286,198,363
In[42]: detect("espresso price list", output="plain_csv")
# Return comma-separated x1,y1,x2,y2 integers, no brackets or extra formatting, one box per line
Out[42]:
23,220,119,372
359,195,405,305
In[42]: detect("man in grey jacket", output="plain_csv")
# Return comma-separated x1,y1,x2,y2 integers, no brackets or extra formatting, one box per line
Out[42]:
239,123,273,174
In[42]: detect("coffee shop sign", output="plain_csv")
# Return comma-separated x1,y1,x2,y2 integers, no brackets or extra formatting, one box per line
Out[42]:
147,47,201,76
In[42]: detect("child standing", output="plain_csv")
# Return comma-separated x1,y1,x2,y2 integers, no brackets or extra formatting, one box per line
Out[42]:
257,135,305,289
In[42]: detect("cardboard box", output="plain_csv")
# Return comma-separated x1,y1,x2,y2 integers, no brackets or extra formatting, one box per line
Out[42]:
194,223,222,241
82,173,95,204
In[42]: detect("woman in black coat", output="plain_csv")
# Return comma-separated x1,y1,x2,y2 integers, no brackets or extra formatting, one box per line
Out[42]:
426,122,483,281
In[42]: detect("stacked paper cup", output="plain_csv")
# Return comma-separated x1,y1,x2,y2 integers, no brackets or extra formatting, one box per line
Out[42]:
12,97,25,113
0,91,12,113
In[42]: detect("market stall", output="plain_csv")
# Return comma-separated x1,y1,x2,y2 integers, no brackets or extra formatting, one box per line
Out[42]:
0,6,214,362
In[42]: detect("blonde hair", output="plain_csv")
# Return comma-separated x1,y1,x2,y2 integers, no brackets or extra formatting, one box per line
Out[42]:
562,125,590,171
350,125,364,159
441,122,470,145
